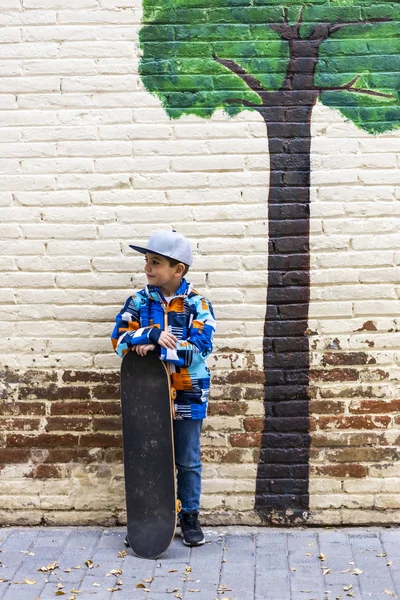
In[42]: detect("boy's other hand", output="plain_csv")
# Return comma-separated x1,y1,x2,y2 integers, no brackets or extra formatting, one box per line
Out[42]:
158,331,178,349
133,344,156,356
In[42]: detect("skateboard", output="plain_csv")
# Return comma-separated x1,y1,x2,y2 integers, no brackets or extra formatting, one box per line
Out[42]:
120,349,180,559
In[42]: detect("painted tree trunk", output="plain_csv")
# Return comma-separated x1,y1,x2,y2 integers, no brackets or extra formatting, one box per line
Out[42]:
255,94,318,523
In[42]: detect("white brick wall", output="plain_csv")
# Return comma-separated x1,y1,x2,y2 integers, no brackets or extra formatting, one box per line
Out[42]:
0,2,400,526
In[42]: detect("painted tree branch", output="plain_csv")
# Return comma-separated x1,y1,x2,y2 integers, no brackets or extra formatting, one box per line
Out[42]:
270,21,297,40
293,4,306,37
212,53,266,98
270,4,306,40
308,17,392,44
318,72,395,98
318,76,395,99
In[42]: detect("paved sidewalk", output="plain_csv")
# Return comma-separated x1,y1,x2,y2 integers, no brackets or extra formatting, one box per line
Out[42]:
0,526,399,600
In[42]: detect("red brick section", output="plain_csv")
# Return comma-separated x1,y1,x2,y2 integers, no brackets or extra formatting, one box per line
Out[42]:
0,369,123,480
0,365,399,521
309,360,397,484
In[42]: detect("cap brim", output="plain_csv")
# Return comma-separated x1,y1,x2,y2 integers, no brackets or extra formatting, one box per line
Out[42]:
129,244,148,254
129,245,171,260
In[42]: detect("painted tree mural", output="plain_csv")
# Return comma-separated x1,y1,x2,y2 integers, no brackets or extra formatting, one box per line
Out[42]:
139,0,400,523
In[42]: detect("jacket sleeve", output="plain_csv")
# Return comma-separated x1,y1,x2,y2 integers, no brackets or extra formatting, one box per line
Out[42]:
111,295,162,358
157,296,216,368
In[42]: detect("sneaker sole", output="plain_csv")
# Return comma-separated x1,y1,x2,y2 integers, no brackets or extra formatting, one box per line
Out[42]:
180,530,205,546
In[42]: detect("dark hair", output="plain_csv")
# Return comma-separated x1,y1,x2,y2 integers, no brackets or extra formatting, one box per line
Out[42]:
168,257,189,276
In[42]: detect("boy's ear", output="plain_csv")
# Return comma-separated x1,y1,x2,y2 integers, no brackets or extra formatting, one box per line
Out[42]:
175,262,185,276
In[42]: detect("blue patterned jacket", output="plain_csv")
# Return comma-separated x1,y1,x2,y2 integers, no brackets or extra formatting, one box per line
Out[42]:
111,278,217,420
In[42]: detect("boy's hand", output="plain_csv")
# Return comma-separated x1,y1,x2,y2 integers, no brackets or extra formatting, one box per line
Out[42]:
158,331,178,349
133,344,156,356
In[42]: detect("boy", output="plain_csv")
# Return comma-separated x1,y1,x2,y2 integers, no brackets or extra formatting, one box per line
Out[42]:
111,230,217,546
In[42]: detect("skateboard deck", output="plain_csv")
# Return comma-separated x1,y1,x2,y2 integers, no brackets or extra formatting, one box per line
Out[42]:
120,350,177,559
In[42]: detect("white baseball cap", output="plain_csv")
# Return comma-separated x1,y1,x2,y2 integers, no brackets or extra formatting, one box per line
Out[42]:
129,230,193,266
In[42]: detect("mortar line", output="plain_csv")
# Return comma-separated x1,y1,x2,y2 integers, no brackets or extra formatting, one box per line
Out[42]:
33,526,75,598
379,530,399,598
181,545,192,600
217,532,226,595
285,531,293,600
315,529,331,600
253,531,256,600
345,529,366,600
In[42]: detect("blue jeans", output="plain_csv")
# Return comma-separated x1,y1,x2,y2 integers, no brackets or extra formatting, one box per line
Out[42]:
173,419,203,515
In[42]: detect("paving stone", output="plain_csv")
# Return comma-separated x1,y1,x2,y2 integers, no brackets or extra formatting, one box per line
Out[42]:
1,526,400,600
0,530,38,552
2,589,45,600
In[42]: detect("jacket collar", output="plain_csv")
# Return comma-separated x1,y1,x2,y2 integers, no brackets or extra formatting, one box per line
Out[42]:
145,278,191,303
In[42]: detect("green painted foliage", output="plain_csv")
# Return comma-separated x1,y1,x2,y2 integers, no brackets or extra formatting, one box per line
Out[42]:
139,0,400,132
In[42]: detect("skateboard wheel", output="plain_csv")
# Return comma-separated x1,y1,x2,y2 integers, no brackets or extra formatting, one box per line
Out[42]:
176,499,182,513
170,387,177,401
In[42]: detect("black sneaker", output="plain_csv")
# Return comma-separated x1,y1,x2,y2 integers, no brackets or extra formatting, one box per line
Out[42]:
124,534,130,547
179,511,205,547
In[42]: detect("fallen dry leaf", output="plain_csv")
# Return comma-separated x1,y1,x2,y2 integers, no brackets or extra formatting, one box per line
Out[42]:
57,583,64,589
166,590,179,594
306,552,313,556
300,590,312,593
322,568,331,575
85,560,95,569
117,550,126,558
346,593,355,598
38,561,59,573
377,553,387,558
168,569,178,573
136,583,147,589
106,568,122,577
384,591,396,597
351,568,363,575
70,590,82,594
185,566,192,573
340,569,350,573
143,577,153,583
63,568,72,573
387,561,393,566
24,578,36,585
318,553,326,561
55,592,66,597
217,585,232,592
20,551,35,556
290,567,296,571
175,594,182,599
188,590,201,593
107,588,122,593
93,583,100,587
343,585,353,591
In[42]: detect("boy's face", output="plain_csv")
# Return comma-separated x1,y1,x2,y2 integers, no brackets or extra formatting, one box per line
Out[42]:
144,252,183,289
